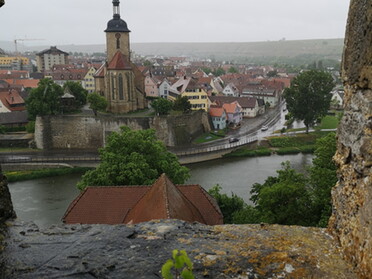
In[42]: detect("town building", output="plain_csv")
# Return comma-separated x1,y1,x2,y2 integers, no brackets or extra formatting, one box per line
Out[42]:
94,0,146,114
63,174,223,225
0,56,31,71
36,46,69,72
209,106,227,130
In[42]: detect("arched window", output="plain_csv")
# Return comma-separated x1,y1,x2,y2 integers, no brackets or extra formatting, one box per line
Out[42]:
126,73,131,101
111,74,115,100
118,74,124,100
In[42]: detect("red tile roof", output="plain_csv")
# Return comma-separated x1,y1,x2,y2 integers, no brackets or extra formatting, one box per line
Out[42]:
209,107,225,117
125,174,206,224
107,51,132,70
3,79,40,88
223,102,239,114
63,174,223,225
0,88,25,111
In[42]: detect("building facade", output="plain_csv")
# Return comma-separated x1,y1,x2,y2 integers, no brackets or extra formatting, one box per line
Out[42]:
36,46,69,72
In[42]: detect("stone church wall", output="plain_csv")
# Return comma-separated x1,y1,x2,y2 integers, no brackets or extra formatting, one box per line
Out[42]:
34,111,211,149
329,0,372,278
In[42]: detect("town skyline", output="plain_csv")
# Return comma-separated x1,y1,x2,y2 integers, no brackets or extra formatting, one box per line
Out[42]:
0,0,350,46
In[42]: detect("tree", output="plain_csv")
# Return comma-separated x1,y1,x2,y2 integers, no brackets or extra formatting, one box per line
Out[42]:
208,185,245,224
284,70,334,133
77,127,190,190
213,68,226,76
87,92,108,116
173,96,191,113
267,70,278,78
309,132,337,227
152,98,173,115
228,66,238,73
250,162,315,226
26,78,63,120
208,184,262,224
63,81,88,108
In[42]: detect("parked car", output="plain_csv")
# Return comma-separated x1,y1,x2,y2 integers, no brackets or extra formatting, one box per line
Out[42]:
261,125,268,131
229,137,240,143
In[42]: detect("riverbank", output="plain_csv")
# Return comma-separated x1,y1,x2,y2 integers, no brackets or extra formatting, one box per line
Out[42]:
224,131,334,158
5,167,92,182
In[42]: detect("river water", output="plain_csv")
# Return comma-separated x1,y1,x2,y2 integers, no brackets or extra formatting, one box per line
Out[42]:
8,153,312,228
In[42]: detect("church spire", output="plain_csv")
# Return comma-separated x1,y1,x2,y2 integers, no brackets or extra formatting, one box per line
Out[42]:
113,0,120,17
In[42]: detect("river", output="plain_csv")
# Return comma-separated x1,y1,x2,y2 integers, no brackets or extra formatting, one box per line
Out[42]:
8,153,312,228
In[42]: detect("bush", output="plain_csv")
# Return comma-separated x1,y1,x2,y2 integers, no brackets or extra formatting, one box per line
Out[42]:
276,147,300,155
224,148,271,158
298,145,316,153
26,121,35,133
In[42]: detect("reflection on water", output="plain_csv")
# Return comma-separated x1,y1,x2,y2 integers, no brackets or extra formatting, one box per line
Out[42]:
9,154,313,227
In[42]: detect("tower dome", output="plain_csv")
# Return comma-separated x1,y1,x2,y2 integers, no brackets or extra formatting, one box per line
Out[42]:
105,0,130,33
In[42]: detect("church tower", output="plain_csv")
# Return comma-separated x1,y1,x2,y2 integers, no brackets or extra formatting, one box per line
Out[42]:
105,0,130,62
95,0,146,114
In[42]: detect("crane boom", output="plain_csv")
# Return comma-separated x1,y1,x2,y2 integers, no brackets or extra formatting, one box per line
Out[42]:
14,38,45,54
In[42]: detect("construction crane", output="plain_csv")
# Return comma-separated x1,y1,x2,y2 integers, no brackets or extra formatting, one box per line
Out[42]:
14,38,45,54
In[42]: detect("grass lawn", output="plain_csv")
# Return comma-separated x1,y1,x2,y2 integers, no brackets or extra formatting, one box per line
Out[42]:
5,167,92,182
316,115,339,130
193,133,224,144
0,148,39,153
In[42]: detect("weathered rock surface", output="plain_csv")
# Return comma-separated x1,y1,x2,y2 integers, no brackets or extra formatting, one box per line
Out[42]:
329,0,372,278
0,176,15,224
1,220,357,279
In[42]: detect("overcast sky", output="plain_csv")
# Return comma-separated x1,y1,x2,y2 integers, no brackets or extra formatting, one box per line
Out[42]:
1,0,350,46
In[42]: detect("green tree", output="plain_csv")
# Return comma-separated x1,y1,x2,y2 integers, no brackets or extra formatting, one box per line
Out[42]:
309,132,337,227
173,96,191,113
250,162,315,226
26,78,63,120
284,70,334,133
201,67,212,75
267,70,278,78
143,60,153,67
228,66,238,73
208,185,261,224
213,68,226,77
63,81,88,108
77,127,190,190
152,98,173,115
208,185,245,224
87,92,108,116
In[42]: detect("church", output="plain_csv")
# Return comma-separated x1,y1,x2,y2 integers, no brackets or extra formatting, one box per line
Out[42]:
94,0,146,114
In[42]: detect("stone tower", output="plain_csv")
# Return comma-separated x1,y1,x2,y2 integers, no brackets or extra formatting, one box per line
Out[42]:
105,0,130,62
94,0,146,114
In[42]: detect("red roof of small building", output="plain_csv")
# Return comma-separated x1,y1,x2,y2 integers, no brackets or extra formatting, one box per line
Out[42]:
63,174,223,225
209,106,225,117
107,51,132,70
3,79,40,88
0,88,25,111
222,102,240,114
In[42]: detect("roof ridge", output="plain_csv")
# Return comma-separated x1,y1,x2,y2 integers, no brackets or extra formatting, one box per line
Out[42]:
61,187,89,221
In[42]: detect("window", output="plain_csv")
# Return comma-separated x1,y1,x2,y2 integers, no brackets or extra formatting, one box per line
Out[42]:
118,74,124,100
111,74,115,100
126,73,131,100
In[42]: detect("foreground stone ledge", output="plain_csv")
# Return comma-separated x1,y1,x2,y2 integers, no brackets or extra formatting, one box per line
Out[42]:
2,220,357,279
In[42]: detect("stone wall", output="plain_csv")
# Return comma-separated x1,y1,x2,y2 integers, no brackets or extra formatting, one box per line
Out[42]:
329,0,372,278
34,111,211,149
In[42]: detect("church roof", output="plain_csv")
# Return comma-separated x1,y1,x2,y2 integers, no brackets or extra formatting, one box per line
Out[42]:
107,51,132,70
62,174,223,225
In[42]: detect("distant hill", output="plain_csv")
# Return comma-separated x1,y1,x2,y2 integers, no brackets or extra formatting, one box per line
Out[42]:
0,38,344,65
